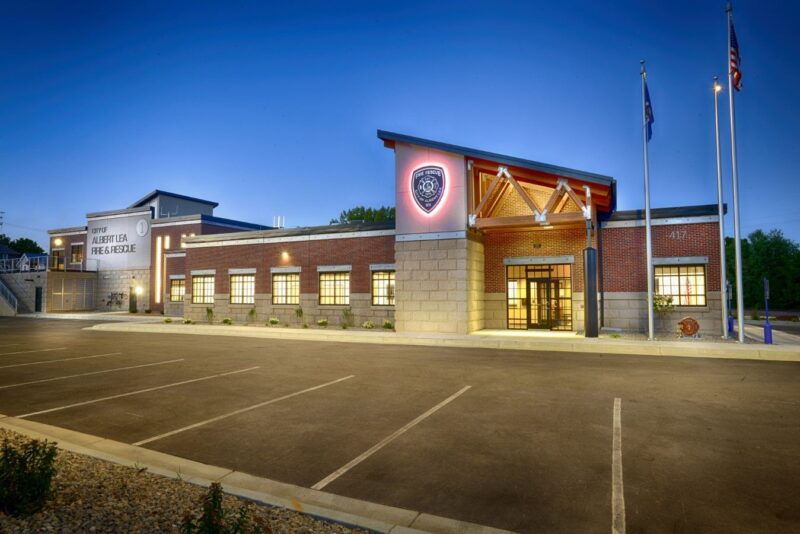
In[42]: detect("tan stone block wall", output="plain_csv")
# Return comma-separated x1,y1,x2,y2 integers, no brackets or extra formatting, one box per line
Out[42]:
184,292,394,328
395,238,476,335
602,291,723,336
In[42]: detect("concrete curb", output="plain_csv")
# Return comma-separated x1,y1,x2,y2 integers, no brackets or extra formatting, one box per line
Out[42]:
0,415,513,534
86,322,800,363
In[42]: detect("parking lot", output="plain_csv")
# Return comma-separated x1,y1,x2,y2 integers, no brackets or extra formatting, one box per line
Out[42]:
1,317,799,533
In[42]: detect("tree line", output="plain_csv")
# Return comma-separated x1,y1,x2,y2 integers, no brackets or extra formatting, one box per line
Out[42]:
726,229,800,310
0,234,44,255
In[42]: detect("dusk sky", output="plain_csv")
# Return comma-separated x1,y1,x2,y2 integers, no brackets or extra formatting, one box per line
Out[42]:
1,0,798,247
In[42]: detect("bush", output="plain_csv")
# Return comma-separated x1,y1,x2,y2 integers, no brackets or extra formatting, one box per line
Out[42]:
382,320,394,330
0,438,58,516
268,317,279,326
362,320,374,329
295,306,304,323
341,307,354,328
221,318,233,325
750,309,760,320
247,308,257,324
205,308,214,325
317,318,328,328
145,309,152,314
181,482,264,534
183,318,194,325
164,318,173,324
302,323,309,329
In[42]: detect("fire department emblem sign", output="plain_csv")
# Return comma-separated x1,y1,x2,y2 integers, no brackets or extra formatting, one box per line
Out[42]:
411,166,445,214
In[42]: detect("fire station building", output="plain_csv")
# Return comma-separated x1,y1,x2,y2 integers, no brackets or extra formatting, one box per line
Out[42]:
37,130,722,336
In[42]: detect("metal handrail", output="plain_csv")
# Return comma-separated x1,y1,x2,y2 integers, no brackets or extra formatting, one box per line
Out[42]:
0,278,18,314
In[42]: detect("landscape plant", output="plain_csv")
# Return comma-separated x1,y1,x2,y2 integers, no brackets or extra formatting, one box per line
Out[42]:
205,307,214,325
362,320,374,329
247,307,257,324
341,307,354,328
268,317,279,326
181,482,264,534
295,306,304,324
221,317,233,325
164,318,173,324
317,318,328,328
0,438,58,516
382,320,394,330
183,318,194,324
652,294,674,333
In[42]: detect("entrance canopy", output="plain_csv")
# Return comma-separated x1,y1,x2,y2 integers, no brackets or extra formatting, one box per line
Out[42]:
378,130,616,232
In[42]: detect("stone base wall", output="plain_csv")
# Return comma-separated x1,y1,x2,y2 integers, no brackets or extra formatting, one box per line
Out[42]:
395,238,473,335
164,300,184,317
0,272,48,313
96,269,150,312
484,293,506,329
466,239,485,332
602,291,723,336
184,292,394,328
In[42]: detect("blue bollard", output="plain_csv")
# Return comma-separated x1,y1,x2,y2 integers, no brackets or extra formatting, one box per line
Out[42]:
727,314,734,335
764,321,773,344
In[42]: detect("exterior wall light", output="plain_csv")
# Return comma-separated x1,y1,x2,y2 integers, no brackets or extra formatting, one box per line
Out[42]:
135,286,144,296
53,238,63,247
281,251,289,260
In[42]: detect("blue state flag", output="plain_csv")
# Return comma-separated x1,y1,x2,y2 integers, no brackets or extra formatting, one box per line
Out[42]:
644,81,654,142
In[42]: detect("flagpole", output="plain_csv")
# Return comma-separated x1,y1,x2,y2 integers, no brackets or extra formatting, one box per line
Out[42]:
727,3,746,343
713,76,728,339
640,60,655,341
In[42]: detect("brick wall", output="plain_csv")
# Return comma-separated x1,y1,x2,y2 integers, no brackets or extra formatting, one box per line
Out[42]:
49,232,87,271
182,234,395,326
149,223,202,312
600,222,721,292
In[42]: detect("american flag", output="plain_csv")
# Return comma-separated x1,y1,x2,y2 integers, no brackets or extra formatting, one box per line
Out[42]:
730,18,742,91
644,80,654,141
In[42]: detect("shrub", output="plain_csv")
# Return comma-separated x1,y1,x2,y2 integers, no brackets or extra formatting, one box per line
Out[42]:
221,317,233,325
145,309,152,314
164,318,173,324
181,482,264,534
295,306,304,323
750,309,760,320
317,318,328,328
205,308,214,325
0,438,58,516
183,318,193,325
247,308,257,324
341,307,354,328
268,317,279,326
302,323,309,329
362,320,374,329
382,320,394,330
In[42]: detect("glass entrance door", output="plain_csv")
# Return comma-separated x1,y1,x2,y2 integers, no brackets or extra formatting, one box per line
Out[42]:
506,263,573,330
527,278,550,329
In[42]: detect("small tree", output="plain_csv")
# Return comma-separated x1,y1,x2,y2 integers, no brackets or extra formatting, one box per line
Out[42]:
652,294,674,333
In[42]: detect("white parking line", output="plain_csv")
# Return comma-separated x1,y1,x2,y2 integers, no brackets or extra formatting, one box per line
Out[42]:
612,397,625,534
0,352,121,369
0,347,66,357
0,359,184,390
133,374,355,446
16,366,260,419
311,385,472,491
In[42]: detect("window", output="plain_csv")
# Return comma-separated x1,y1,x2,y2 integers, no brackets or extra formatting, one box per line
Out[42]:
655,265,707,306
230,274,255,304
272,273,300,305
371,271,395,306
191,275,215,304
169,279,185,302
70,244,84,264
319,272,350,305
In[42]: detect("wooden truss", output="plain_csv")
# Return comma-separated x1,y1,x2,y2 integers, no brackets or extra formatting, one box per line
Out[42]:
469,166,593,230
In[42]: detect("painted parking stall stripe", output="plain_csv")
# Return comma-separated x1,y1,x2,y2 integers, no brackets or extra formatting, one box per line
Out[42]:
0,359,184,390
312,385,472,491
612,397,625,534
0,347,66,357
134,374,355,446
16,366,260,419
0,352,122,370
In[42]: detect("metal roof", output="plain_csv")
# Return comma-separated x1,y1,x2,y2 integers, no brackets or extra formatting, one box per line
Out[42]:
606,204,726,221
149,214,270,231
86,206,153,219
128,190,219,209
377,130,616,188
185,220,396,244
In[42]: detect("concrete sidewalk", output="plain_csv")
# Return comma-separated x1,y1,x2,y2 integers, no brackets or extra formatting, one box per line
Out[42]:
18,311,162,323
86,322,800,363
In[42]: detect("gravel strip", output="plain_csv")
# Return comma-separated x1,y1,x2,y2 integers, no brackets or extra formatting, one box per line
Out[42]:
0,429,365,533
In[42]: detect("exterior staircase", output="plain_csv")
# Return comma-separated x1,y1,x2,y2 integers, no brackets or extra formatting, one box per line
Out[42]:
0,278,18,316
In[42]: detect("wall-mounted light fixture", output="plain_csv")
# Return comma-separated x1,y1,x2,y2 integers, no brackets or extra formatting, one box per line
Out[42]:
281,251,289,261
135,286,144,296
53,238,63,247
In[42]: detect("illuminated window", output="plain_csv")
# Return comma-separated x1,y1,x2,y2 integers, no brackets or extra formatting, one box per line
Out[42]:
319,272,350,305
70,244,84,264
169,279,185,302
191,275,215,304
371,271,395,306
655,265,706,306
230,274,255,304
272,273,299,305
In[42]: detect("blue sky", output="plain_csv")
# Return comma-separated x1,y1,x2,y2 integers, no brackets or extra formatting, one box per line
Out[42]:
1,0,798,246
